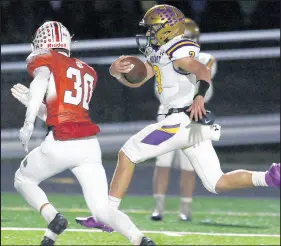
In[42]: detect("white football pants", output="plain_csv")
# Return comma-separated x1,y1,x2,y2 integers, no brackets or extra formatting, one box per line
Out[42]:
155,114,194,171
14,131,143,244
122,112,223,193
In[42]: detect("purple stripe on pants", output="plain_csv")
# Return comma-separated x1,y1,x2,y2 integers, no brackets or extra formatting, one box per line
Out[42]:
141,129,175,146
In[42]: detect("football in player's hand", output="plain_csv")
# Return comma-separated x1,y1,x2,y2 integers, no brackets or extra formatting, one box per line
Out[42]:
122,56,147,84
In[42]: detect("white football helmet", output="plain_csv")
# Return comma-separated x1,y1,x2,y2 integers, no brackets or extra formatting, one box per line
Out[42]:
31,21,71,56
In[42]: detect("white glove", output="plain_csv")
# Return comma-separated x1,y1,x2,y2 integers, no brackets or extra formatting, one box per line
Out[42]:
11,83,29,107
19,122,34,154
11,83,47,122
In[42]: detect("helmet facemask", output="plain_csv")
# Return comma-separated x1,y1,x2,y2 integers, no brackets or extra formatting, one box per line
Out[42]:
136,24,163,57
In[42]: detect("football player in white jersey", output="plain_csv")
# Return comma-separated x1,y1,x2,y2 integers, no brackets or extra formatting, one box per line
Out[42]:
107,3,279,209
151,18,217,222
75,4,280,231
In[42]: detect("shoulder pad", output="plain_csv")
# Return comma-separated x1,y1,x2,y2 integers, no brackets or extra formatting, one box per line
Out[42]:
198,52,212,61
26,49,51,63
26,49,52,77
198,53,216,68
165,38,200,60
165,38,200,59
165,38,200,53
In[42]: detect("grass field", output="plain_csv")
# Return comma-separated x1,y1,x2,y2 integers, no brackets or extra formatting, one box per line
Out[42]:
1,192,280,245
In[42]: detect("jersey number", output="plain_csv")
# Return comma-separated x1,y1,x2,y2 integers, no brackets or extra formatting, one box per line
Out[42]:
64,67,94,110
153,65,162,94
189,51,195,58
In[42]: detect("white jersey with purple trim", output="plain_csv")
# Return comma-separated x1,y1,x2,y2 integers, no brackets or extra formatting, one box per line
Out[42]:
146,35,201,115
155,51,217,115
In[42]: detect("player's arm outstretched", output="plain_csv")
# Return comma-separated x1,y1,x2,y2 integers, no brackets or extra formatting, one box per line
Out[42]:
109,55,155,88
11,83,47,122
19,66,50,153
174,55,212,122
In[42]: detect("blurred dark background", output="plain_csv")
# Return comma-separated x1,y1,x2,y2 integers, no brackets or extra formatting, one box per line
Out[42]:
1,0,280,43
1,0,280,127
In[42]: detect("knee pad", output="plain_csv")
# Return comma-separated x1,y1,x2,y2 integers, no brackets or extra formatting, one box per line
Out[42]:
202,180,218,194
14,168,36,191
14,169,23,191
201,173,223,194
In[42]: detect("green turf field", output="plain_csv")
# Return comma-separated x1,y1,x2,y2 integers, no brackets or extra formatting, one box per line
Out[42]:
1,193,280,245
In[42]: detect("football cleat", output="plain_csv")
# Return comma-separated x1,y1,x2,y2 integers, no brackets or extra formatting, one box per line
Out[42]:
75,216,114,233
140,236,156,245
151,211,163,221
179,213,192,222
40,236,55,246
40,213,68,245
265,163,280,188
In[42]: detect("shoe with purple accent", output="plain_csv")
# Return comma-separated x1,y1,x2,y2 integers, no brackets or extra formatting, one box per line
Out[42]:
265,163,280,188
75,216,114,233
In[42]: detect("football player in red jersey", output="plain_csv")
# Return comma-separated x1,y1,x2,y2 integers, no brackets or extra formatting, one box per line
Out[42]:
12,21,155,246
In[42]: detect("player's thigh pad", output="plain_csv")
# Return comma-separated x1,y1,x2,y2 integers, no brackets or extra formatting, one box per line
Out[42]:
14,145,65,185
15,132,102,185
182,140,224,193
122,113,214,164
15,131,76,185
155,111,177,168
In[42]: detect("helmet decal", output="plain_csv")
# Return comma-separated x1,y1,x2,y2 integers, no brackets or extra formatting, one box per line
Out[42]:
32,21,71,55
136,5,185,55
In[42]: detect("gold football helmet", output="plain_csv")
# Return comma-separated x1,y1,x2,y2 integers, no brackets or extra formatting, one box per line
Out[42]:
136,4,185,56
183,18,200,43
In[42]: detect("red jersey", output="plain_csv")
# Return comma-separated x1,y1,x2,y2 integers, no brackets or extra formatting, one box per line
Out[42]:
26,49,100,140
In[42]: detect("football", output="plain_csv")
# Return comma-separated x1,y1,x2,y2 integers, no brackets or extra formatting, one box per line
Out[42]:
122,56,147,84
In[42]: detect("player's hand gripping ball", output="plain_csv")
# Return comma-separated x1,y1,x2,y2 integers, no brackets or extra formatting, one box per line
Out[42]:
121,56,147,84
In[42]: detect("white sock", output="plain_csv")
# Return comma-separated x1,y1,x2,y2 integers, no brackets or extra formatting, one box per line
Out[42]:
180,197,192,215
181,197,192,204
44,229,57,241
153,194,165,214
108,195,121,210
252,171,268,187
41,204,58,241
41,204,58,224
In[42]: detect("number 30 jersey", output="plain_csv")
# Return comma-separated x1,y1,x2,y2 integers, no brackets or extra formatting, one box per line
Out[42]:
146,35,200,114
26,49,97,127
